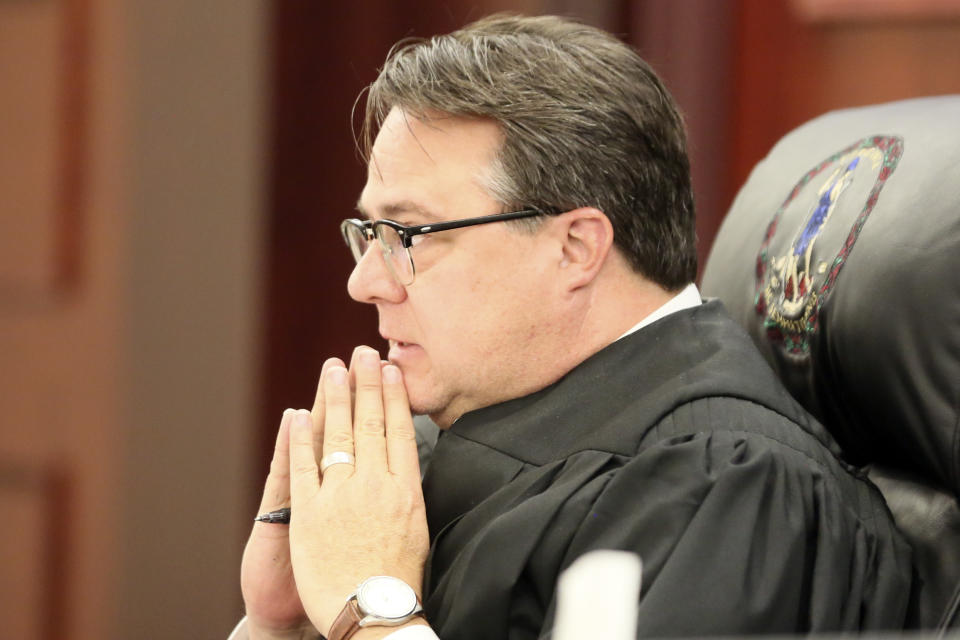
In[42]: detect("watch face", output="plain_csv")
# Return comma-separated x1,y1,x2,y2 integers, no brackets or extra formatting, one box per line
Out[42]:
357,576,418,620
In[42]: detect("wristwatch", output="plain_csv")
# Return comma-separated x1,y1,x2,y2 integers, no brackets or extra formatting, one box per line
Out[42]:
327,576,424,640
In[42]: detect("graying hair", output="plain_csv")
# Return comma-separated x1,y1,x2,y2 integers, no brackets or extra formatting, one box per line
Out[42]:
361,14,697,289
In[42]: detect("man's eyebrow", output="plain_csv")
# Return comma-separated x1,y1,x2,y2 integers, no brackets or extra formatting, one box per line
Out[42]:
354,199,442,223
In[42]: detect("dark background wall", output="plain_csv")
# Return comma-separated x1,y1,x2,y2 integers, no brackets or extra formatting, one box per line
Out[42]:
2,0,958,637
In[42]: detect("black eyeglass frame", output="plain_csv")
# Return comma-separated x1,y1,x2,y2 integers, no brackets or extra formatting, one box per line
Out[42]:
340,208,544,284
341,208,544,249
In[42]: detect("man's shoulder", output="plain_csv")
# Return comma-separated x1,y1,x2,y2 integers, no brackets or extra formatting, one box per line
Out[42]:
447,299,834,468
641,393,832,459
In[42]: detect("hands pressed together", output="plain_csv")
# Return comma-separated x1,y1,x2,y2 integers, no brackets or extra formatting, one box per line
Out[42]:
240,346,431,639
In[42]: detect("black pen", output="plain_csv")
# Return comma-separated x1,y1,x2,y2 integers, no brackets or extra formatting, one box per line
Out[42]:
254,507,291,524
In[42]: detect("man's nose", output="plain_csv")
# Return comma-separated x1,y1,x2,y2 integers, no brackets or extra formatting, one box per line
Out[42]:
347,245,407,304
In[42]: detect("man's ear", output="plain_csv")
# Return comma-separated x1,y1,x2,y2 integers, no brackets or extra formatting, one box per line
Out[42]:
555,207,614,290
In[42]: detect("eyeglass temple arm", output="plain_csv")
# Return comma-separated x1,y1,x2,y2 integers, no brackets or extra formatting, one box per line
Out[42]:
398,209,543,247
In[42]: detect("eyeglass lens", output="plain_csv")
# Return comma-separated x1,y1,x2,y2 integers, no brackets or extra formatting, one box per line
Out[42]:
375,225,415,284
343,223,368,264
343,222,415,285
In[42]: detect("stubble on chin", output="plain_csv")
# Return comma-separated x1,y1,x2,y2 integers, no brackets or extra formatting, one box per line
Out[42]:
395,363,459,428
399,376,441,418
406,394,445,421
407,388,455,429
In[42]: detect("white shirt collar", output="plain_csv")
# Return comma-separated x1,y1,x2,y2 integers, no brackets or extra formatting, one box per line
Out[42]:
617,282,702,340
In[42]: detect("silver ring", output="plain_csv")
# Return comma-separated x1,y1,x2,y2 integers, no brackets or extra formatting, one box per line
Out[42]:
320,451,355,473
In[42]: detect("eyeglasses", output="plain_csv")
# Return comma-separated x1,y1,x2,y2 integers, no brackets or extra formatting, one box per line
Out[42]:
340,209,543,286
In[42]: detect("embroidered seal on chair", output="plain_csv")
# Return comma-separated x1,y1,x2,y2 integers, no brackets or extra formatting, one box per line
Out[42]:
754,135,904,355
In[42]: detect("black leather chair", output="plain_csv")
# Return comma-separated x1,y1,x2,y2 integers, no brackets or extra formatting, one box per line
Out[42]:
701,95,960,633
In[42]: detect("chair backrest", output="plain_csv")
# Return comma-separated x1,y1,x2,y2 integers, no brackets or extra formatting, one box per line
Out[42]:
701,95,960,631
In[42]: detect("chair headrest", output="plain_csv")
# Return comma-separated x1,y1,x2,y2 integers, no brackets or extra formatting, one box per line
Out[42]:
702,96,960,496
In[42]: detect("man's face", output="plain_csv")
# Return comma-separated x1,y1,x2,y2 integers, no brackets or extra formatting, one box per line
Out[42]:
349,108,564,428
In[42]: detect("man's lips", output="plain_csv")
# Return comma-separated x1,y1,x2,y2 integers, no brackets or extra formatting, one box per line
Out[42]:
382,334,422,360
381,330,419,348
386,340,422,365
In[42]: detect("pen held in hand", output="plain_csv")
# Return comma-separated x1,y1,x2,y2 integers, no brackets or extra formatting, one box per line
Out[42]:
254,507,291,524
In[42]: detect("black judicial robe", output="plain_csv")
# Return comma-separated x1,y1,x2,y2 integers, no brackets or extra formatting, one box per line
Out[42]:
419,300,912,639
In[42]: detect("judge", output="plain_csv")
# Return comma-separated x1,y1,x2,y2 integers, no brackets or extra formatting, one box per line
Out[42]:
234,14,912,640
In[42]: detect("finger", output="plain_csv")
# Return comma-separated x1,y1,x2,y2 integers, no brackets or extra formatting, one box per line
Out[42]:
257,409,295,513
288,409,321,508
348,347,362,397
352,346,388,473
311,358,345,466
382,365,421,479
321,365,355,482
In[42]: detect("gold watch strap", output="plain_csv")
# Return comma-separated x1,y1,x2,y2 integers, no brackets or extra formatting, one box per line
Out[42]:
327,598,363,640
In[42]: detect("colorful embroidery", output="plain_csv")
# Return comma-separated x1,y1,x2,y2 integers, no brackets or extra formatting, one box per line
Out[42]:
754,135,904,355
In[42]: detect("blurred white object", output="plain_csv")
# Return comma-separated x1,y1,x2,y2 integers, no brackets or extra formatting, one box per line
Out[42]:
553,550,642,640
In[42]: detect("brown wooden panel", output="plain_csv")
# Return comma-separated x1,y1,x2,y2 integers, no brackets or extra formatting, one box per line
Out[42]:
55,0,90,292
0,0,88,302
792,0,960,22
0,459,70,640
0,1,62,297
732,0,960,205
